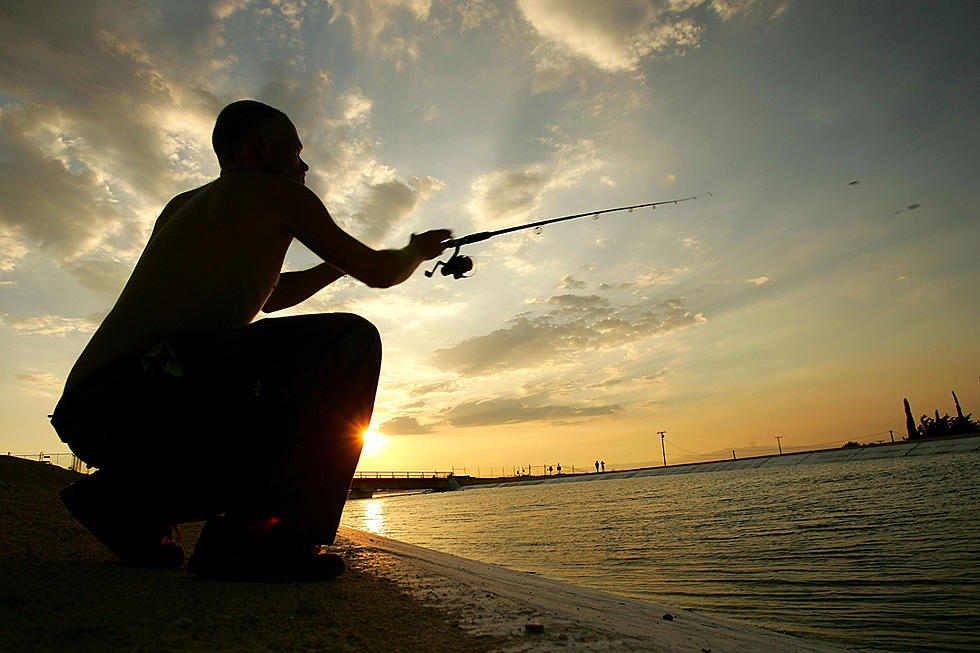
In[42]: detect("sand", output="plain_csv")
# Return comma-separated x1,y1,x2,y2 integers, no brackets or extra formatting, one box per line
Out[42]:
0,456,845,651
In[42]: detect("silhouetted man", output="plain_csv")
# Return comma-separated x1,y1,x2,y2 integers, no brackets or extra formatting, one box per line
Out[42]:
52,100,450,580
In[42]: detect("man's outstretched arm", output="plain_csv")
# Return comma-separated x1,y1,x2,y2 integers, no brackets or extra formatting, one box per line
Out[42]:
261,262,345,313
279,180,450,288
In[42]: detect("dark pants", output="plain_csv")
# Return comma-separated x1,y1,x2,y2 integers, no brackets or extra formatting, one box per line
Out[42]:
51,313,381,543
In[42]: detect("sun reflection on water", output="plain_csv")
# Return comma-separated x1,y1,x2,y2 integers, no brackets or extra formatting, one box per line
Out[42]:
360,497,389,536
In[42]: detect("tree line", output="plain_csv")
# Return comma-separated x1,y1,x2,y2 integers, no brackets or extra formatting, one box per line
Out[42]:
904,391,980,439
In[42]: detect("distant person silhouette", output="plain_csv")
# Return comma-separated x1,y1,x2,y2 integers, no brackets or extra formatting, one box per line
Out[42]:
51,100,451,581
595,460,600,473
601,460,605,472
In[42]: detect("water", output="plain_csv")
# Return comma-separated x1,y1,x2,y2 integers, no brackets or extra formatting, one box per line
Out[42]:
341,452,980,651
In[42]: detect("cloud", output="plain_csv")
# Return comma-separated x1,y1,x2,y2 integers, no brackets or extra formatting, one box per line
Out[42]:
340,89,374,124
517,0,770,73
456,0,501,31
334,293,465,323
15,371,63,396
432,292,706,374
350,179,419,245
0,314,97,337
63,256,133,296
328,0,432,65
409,380,461,397
746,275,770,286
377,415,433,435
529,42,576,94
468,138,603,227
0,0,448,295
0,0,229,286
635,266,689,286
412,176,446,200
0,105,142,264
516,0,706,72
0,225,29,271
558,275,587,289
711,0,760,21
442,396,621,427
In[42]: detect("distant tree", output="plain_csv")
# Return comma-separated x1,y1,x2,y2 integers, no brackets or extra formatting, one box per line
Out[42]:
842,441,861,448
915,391,980,438
950,391,978,434
904,398,918,440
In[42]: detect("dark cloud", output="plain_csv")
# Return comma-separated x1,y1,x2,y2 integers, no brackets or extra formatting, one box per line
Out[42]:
0,0,226,283
63,256,132,296
351,179,418,245
442,396,621,427
469,167,549,224
432,293,706,374
377,415,433,435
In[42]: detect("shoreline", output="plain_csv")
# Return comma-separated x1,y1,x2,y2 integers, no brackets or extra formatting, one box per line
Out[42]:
335,525,846,652
1,455,845,651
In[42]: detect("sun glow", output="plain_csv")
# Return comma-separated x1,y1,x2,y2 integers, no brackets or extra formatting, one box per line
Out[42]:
361,429,388,456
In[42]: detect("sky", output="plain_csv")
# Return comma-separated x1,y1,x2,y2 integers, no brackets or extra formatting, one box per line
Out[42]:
1,0,977,473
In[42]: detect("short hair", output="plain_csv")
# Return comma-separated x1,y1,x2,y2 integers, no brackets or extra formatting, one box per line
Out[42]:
212,100,289,168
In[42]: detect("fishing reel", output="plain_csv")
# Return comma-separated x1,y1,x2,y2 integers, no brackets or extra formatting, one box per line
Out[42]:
424,245,475,279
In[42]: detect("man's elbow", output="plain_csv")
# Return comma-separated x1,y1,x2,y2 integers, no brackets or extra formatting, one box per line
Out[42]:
357,268,401,289
363,276,396,289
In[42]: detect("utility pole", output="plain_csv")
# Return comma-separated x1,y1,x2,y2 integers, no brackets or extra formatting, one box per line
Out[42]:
658,430,667,467
775,435,783,455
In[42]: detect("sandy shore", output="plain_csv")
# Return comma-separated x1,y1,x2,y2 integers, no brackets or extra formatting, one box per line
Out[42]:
1,456,844,651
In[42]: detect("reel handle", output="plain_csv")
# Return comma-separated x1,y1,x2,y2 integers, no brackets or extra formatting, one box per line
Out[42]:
424,245,475,279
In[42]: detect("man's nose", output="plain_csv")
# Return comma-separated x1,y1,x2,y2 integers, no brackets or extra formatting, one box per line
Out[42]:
300,158,309,172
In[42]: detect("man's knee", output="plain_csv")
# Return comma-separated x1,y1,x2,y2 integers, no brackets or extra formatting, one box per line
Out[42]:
332,313,381,352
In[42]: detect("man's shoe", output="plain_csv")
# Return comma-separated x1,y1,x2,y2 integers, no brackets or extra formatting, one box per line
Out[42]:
60,475,184,567
187,515,344,582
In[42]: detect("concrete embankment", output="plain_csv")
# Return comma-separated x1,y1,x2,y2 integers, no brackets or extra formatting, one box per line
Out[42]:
337,525,847,652
461,434,980,490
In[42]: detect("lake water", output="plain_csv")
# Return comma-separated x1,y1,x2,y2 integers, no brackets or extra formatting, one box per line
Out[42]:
341,451,980,652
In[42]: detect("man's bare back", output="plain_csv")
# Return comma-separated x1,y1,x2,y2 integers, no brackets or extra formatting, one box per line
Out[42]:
68,175,296,388
68,171,449,390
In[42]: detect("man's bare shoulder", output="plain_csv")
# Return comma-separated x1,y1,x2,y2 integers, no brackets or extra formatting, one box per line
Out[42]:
211,172,316,202
206,173,328,233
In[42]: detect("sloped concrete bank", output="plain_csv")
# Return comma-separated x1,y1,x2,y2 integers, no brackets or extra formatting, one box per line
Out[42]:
337,526,846,652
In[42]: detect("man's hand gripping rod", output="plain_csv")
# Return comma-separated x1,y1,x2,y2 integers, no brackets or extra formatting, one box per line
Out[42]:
425,193,711,279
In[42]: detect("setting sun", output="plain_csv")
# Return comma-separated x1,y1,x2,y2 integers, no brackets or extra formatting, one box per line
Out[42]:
361,429,388,456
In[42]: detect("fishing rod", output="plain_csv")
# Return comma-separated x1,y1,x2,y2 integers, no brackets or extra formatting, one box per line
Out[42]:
425,192,711,279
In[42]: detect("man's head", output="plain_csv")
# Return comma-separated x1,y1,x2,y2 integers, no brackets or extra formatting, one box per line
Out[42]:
212,100,309,183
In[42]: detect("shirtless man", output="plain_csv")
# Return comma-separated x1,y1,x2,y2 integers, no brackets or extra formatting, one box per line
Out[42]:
52,100,450,580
